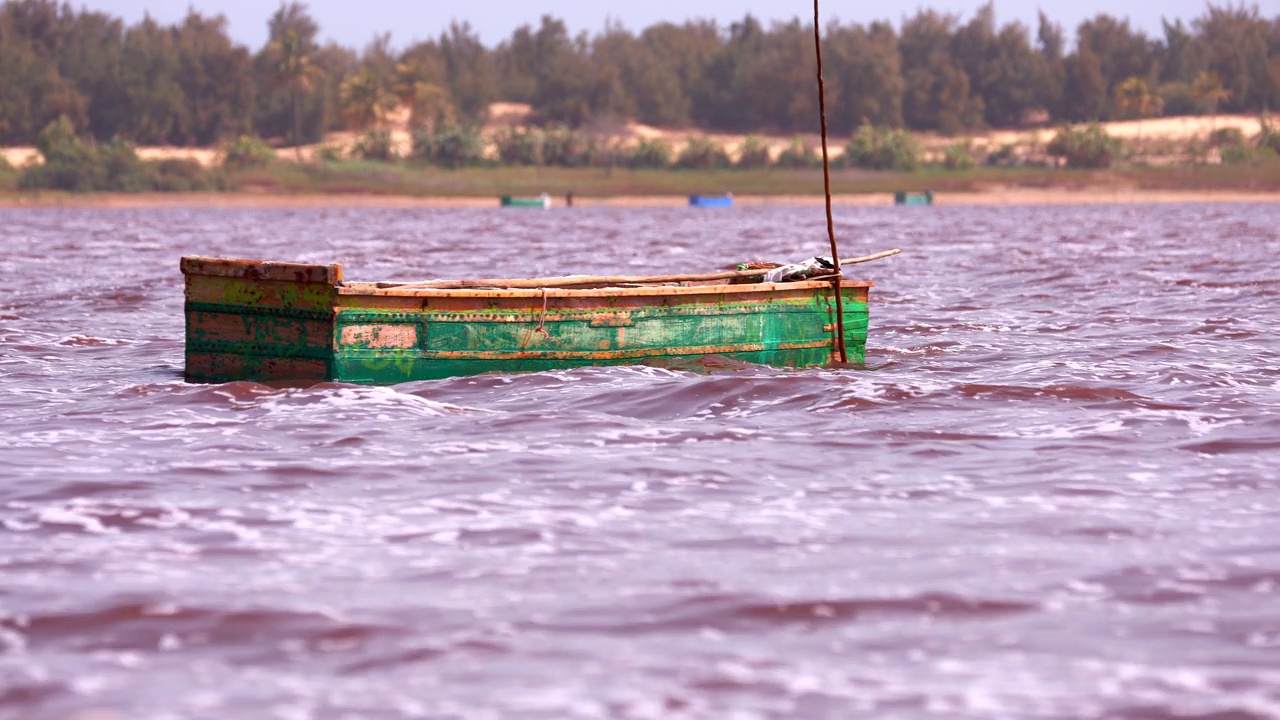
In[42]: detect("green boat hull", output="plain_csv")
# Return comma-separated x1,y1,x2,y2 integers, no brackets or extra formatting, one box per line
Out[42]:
894,190,934,206
182,257,872,384
500,195,550,208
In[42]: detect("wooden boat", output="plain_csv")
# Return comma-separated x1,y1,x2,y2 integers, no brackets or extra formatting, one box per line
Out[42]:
180,256,876,384
500,193,551,208
689,194,733,208
179,3,894,386
894,190,934,206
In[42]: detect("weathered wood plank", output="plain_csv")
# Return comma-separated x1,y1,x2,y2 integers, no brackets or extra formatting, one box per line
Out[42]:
181,256,342,285
369,249,899,289
186,275,338,314
185,352,330,383
339,279,872,299
186,311,332,349
335,285,868,315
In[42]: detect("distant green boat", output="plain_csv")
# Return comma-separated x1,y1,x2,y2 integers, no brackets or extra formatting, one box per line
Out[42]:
894,190,934,206
180,256,874,384
500,193,551,208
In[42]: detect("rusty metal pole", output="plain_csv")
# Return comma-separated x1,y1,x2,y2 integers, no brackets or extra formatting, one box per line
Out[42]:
813,0,848,364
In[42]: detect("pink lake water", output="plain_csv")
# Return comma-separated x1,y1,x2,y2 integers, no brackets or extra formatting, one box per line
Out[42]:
1,203,1279,719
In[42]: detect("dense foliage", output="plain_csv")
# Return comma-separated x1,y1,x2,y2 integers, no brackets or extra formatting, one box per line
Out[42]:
17,116,225,191
1046,123,1126,168
1,0,1278,148
841,125,922,170
220,135,276,169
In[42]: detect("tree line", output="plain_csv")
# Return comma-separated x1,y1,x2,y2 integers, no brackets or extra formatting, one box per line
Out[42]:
1,0,1278,148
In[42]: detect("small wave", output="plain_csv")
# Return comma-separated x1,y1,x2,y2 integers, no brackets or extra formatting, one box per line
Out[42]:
1181,438,1280,455
1070,563,1280,605
339,638,508,675
3,499,275,542
953,383,1147,404
1103,704,1274,720
0,681,66,708
538,592,1037,634
11,479,154,503
863,429,1000,443
570,374,801,421
1173,278,1280,290
55,335,135,347
1,600,396,655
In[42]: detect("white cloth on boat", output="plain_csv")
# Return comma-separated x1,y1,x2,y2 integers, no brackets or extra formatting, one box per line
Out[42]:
763,256,837,283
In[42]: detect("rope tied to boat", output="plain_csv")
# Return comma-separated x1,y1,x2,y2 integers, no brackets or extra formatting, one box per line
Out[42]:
535,287,550,337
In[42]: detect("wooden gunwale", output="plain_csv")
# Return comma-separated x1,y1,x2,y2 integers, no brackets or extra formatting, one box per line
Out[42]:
335,305,870,323
337,279,872,299
360,249,898,291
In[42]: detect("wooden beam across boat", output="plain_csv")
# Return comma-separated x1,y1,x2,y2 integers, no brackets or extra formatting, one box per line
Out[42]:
371,249,901,290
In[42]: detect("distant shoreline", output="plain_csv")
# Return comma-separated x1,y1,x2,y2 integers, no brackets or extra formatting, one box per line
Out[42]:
0,188,1276,210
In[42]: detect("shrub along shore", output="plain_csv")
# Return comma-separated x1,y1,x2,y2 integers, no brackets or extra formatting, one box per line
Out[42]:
3,0,1277,203
1,115,1279,199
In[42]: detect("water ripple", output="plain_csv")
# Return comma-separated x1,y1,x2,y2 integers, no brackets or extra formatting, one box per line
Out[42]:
1,204,1278,719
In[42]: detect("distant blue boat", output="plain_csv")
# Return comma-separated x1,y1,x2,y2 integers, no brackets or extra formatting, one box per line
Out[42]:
689,194,733,208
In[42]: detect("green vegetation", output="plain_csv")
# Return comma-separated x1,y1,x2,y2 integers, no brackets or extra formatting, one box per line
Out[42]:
493,127,546,166
6,148,1279,200
1215,116,1280,164
627,139,672,169
263,8,327,160
540,126,600,167
10,110,1280,198
2,0,1278,198
314,144,345,162
409,125,486,168
221,135,277,170
17,117,225,192
214,162,1280,199
735,136,771,169
675,137,732,169
0,153,14,191
841,125,921,171
775,137,820,169
1,0,1278,149
942,141,975,169
1047,123,1125,168
351,128,397,162
1259,117,1280,155
481,125,604,167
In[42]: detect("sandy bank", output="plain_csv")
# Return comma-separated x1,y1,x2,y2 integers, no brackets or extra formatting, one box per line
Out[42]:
2,113,1268,170
0,188,1276,210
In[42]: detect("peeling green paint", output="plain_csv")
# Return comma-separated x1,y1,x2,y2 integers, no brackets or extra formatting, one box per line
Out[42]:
329,293,868,383
185,272,871,384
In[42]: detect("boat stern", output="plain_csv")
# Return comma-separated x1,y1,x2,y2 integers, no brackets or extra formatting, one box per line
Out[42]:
180,256,341,383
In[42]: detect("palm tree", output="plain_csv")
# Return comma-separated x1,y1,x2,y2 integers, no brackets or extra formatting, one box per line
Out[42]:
1114,76,1163,144
266,29,324,161
1192,71,1232,134
339,66,399,131
394,61,456,131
